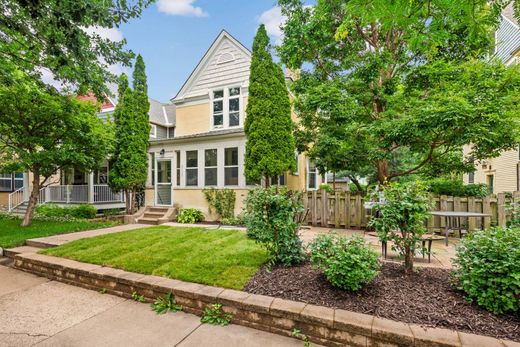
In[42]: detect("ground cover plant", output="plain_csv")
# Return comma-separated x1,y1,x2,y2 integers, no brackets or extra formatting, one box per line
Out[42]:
151,293,182,314
176,208,204,224
309,234,380,291
453,227,520,314
42,226,268,290
36,204,97,219
0,213,116,248
200,303,232,326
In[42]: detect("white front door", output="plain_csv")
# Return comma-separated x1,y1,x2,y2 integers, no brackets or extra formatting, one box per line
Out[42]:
155,159,173,206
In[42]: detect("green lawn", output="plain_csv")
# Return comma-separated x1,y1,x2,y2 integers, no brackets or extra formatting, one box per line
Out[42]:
42,226,268,290
0,217,118,248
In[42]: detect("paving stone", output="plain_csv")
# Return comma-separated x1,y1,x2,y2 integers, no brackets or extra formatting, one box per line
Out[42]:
409,324,461,347
300,304,334,327
242,294,274,314
371,317,414,346
217,288,250,307
333,308,374,336
270,298,306,319
193,285,224,302
459,332,504,347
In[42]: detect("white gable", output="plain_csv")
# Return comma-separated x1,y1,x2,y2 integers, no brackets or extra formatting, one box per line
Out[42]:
173,31,251,102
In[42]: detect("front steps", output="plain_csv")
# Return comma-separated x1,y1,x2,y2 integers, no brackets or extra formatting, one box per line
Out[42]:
136,207,173,225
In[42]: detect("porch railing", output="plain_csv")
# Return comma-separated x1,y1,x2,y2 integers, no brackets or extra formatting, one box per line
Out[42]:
49,185,89,203
7,187,25,212
94,184,124,203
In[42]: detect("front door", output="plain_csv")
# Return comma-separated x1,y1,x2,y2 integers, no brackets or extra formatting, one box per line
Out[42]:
155,159,173,206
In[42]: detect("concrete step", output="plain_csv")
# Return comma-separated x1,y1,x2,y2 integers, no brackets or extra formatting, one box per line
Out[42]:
136,218,160,225
25,239,58,249
0,256,13,266
3,246,43,259
148,207,169,213
143,212,165,219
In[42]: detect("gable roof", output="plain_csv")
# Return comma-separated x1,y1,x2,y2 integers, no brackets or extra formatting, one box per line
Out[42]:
172,30,251,102
495,10,520,64
147,98,176,126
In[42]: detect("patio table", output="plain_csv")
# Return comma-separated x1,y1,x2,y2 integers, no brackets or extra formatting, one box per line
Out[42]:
429,211,491,246
365,232,444,263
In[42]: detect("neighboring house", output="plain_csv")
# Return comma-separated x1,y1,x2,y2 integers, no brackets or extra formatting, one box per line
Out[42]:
144,30,321,219
3,94,174,212
463,6,520,193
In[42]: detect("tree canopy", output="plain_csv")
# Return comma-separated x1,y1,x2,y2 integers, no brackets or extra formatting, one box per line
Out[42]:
0,0,151,97
245,24,295,186
279,0,520,185
0,72,112,225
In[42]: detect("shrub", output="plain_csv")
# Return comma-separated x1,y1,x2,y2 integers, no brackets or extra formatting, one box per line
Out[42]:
427,178,488,197
309,233,380,291
369,182,431,274
319,183,333,193
176,208,204,224
72,204,97,219
203,188,236,220
244,187,305,266
453,227,520,314
221,214,245,226
36,203,96,219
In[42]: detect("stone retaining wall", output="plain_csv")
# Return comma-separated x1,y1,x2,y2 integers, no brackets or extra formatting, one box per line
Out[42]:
13,252,516,347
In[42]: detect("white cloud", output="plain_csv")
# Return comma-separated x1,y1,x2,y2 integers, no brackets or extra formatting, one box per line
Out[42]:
84,26,124,42
157,0,208,17
258,6,286,44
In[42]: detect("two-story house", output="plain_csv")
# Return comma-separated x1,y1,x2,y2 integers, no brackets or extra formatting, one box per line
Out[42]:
144,30,320,219
463,5,520,193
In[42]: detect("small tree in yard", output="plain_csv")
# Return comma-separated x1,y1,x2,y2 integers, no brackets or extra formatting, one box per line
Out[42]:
245,24,295,187
369,182,431,274
109,55,150,214
0,71,111,226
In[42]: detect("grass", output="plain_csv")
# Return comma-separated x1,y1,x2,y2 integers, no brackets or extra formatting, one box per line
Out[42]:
0,217,117,248
42,226,268,290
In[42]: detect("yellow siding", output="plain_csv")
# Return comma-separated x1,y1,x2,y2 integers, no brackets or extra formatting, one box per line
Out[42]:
0,192,8,210
464,146,519,193
174,103,210,136
287,153,308,191
174,188,249,221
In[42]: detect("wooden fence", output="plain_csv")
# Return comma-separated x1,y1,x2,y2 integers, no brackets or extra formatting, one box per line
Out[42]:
304,190,520,230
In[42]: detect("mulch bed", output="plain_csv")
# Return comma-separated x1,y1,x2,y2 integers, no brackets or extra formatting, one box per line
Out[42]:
244,262,520,342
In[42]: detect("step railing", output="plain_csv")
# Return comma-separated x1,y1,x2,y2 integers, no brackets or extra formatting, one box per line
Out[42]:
8,187,25,212
94,185,124,203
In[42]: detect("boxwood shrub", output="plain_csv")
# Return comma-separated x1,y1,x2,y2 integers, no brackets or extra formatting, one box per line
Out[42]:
453,227,520,314
309,233,380,291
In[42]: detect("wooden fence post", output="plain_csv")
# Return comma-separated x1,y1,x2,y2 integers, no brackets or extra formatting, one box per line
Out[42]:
321,190,328,227
497,193,507,227
334,193,340,228
311,190,317,226
482,195,491,229
344,193,351,228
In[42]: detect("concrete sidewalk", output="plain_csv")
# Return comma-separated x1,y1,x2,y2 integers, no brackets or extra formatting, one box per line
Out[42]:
0,265,307,347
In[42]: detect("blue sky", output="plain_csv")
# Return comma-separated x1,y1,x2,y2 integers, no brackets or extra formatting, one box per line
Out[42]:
114,0,285,102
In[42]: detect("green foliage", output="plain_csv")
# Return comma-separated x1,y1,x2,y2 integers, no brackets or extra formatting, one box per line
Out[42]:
292,328,312,347
221,215,245,226
279,0,520,184
318,183,333,193
176,208,204,224
505,197,520,228
426,178,488,197
131,291,145,303
244,187,305,266
151,293,182,314
453,227,520,314
245,24,295,184
109,58,150,214
200,303,232,326
99,288,107,294
36,204,97,219
368,182,432,274
309,234,380,291
203,188,236,219
0,71,111,226
0,0,151,96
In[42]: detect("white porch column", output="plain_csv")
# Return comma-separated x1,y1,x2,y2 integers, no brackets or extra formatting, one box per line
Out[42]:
88,172,94,204
23,172,30,200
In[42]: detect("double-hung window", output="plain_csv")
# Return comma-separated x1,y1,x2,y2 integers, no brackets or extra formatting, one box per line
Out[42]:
186,151,198,186
205,149,218,186
14,173,23,189
212,87,241,129
224,147,239,186
175,151,181,186
0,174,12,192
307,159,318,190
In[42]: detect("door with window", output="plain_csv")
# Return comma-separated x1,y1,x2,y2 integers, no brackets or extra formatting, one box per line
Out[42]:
155,159,172,206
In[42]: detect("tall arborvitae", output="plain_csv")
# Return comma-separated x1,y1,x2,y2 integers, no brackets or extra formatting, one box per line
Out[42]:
109,55,150,214
244,25,295,187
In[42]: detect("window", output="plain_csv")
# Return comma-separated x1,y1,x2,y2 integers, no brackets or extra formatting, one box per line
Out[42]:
151,153,155,186
14,173,23,189
224,147,239,186
468,172,474,184
150,124,157,138
205,149,218,186
0,174,12,192
487,175,494,194
293,151,299,175
157,161,171,183
211,87,241,129
212,90,224,128
175,151,181,186
229,87,240,127
186,150,198,186
94,164,109,184
307,160,317,190
271,175,286,186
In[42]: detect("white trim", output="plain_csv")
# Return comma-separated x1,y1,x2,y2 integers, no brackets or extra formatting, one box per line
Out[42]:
150,124,157,138
502,13,520,30
209,85,243,131
306,158,318,190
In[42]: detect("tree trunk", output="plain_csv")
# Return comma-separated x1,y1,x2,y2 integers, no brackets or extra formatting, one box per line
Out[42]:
349,176,364,194
377,160,389,185
404,245,414,275
21,169,40,227
130,188,137,214
125,189,131,214
264,175,270,188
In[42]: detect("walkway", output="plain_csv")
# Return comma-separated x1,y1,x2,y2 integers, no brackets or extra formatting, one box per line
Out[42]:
0,265,308,347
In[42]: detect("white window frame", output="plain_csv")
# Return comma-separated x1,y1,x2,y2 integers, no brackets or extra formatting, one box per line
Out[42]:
204,149,218,186
293,151,300,176
307,159,318,190
185,150,199,187
150,124,157,138
224,147,239,186
210,86,242,130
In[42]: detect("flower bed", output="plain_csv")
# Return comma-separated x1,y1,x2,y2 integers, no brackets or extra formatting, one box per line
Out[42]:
245,262,520,342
